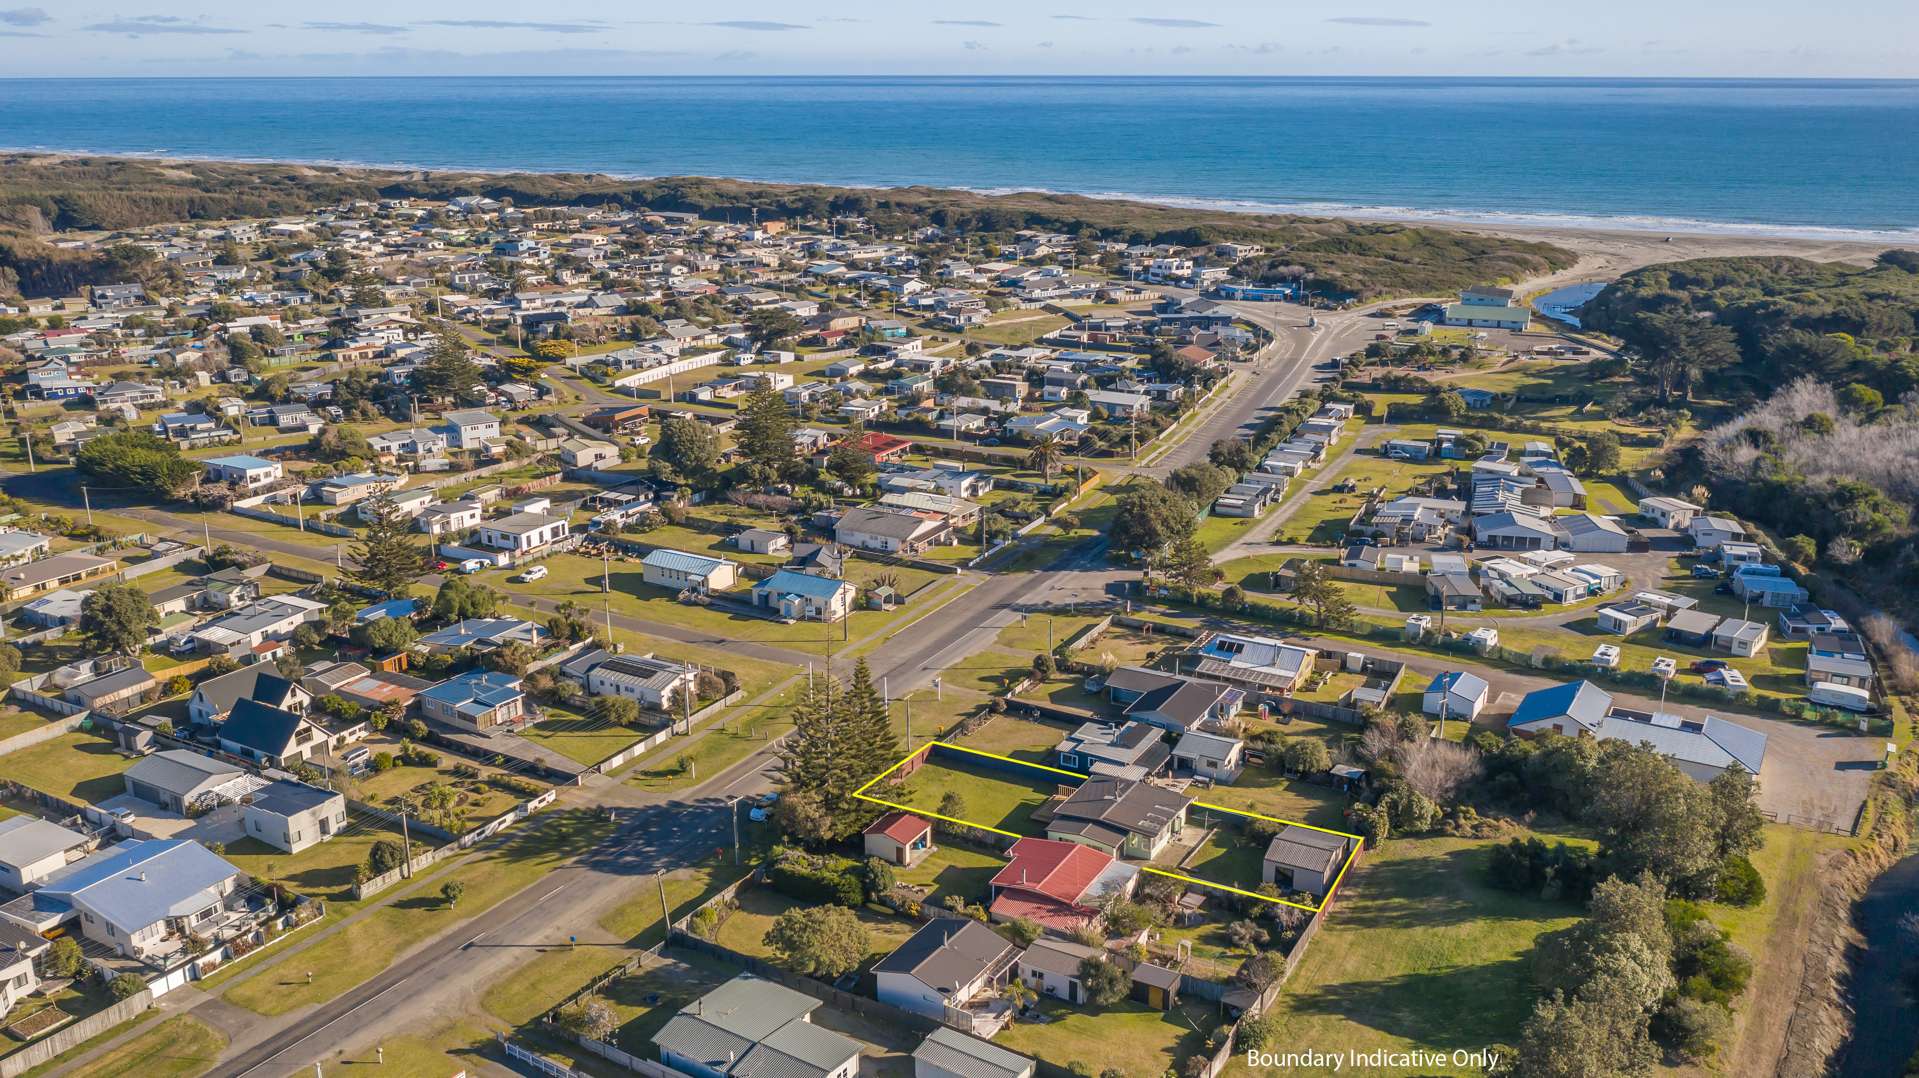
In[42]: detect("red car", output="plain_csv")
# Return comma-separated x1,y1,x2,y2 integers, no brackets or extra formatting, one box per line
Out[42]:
1690,659,1730,674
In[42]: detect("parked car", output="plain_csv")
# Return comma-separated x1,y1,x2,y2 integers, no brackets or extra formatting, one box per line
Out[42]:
458,558,488,574
1691,564,1721,579
516,565,548,583
1691,658,1730,674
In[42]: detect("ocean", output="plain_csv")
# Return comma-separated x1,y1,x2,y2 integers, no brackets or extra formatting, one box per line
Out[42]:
3,76,1917,240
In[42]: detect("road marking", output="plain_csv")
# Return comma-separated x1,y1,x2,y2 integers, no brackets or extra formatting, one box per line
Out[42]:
539,885,565,902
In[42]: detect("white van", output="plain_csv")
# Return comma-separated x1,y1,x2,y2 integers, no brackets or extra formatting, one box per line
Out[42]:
1808,682,1872,713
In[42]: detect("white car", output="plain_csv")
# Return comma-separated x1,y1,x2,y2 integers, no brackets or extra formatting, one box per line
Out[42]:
516,565,548,583
1651,656,1678,679
1591,644,1621,669
458,558,489,575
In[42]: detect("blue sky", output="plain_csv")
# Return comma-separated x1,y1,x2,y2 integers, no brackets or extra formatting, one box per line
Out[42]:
0,2,1913,77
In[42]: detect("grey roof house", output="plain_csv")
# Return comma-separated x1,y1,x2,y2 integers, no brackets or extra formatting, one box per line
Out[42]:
654,974,863,1078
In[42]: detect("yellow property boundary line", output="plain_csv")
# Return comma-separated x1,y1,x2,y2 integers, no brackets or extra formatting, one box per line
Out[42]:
852,740,1362,914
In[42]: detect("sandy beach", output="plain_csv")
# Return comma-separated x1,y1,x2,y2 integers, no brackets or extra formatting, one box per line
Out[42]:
1461,223,1894,288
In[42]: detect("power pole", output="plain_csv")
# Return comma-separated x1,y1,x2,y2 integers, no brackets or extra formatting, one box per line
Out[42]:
81,486,93,527
20,424,32,473
656,871,671,952
729,798,741,864
399,808,413,877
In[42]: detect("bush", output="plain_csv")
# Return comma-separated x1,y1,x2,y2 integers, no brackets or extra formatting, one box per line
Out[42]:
107,973,144,1000
1486,836,1598,902
367,839,405,876
1713,855,1766,907
767,851,863,907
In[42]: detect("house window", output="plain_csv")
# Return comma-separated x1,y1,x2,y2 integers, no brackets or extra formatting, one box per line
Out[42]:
1060,753,1079,768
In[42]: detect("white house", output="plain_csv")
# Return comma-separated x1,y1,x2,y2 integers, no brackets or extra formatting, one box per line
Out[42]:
873,918,1019,1021
1558,513,1630,553
1170,730,1244,783
639,548,738,594
441,409,500,449
11,840,244,960
1638,496,1703,530
583,653,695,711
752,569,857,622
202,454,283,490
0,817,90,891
475,512,569,555
558,438,620,469
1688,516,1747,550
1423,671,1490,721
241,781,347,854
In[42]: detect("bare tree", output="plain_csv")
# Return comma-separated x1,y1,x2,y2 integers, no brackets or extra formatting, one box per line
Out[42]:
1394,737,1482,805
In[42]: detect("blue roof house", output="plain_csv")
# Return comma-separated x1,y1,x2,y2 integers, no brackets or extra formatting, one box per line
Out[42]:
752,569,857,623
417,670,525,732
1507,680,1613,737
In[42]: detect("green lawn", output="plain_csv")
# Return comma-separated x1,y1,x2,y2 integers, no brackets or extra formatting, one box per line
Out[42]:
68,1015,226,1078
894,844,1007,910
342,742,529,829
998,997,1219,1076
1194,765,1355,833
886,757,1060,835
494,553,960,657
0,709,52,741
950,714,1069,762
217,813,413,907
1229,832,1591,1075
518,703,648,768
0,730,136,803
710,886,919,973
223,808,616,1017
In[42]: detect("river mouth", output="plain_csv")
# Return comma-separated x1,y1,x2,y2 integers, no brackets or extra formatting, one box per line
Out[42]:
1842,850,1919,1077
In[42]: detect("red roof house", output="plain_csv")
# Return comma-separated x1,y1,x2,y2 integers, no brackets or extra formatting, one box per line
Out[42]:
853,432,914,463
862,811,933,867
988,837,1123,933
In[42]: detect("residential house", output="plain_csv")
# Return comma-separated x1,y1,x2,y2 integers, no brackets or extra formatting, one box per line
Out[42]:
60,661,160,714
475,512,569,556
863,812,934,868
1054,721,1169,782
654,975,863,1078
1045,777,1192,860
912,1027,1035,1078
218,697,328,768
202,454,283,490
1730,564,1809,609
1188,632,1317,699
752,569,857,622
441,409,500,449
0,553,119,600
584,654,694,711
417,499,484,537
1423,671,1490,721
1170,729,1245,783
988,836,1133,936
188,595,326,656
873,917,1020,1021
1473,511,1565,551
241,781,347,854
1261,826,1352,896
1806,633,1875,690
1713,619,1770,657
1597,602,1664,636
5,840,245,960
640,548,738,594
1014,938,1103,1006
416,618,544,654
834,506,947,555
1638,496,1703,530
417,669,526,732
1688,516,1748,550
1665,609,1723,647
1507,681,1767,782
1558,513,1630,553
733,528,791,556
558,438,620,469
1102,667,1241,734
0,817,91,891
188,667,312,727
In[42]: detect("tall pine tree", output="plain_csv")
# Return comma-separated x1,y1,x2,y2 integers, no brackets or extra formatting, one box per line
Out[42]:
736,387,798,487
844,659,900,794
775,662,902,843
350,494,425,598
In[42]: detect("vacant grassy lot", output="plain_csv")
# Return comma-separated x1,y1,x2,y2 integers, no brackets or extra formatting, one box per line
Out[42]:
1228,832,1590,1075
0,729,136,803
68,1014,226,1078
887,756,1063,835
998,996,1219,1076
1195,767,1355,833
950,714,1068,762
711,886,919,974
518,702,648,768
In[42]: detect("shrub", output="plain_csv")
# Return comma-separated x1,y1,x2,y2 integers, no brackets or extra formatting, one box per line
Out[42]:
1713,855,1766,907
767,852,863,907
366,839,405,876
107,973,143,1000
